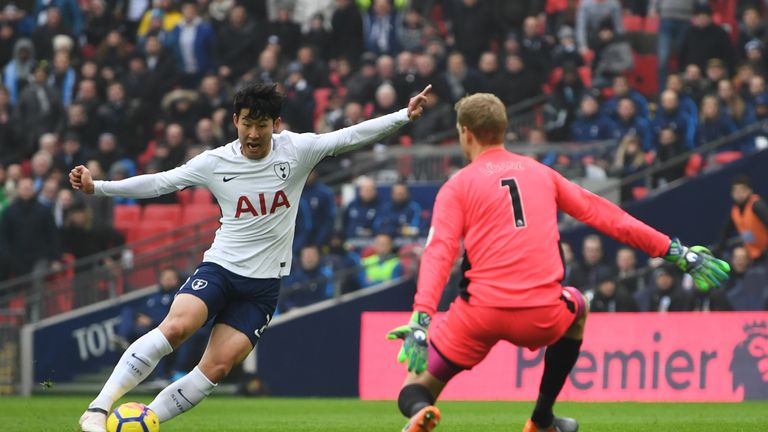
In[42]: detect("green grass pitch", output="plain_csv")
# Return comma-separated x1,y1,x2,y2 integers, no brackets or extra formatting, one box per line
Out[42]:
1,396,766,431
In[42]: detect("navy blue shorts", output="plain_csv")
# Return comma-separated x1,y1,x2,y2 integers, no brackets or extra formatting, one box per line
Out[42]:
178,262,279,346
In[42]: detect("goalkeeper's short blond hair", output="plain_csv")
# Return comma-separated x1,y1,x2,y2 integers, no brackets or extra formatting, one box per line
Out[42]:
454,93,508,144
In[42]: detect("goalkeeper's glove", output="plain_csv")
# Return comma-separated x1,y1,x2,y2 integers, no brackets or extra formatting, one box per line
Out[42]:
663,238,731,291
386,311,430,374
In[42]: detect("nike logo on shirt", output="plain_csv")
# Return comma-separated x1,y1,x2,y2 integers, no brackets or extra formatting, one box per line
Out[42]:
223,176,239,182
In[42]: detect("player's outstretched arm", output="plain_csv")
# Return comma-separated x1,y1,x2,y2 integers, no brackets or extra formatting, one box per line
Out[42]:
551,170,730,291
69,152,212,199
311,85,432,157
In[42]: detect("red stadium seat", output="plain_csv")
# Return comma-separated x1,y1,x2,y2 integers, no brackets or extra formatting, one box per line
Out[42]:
176,188,193,205
644,16,659,32
182,204,220,226
685,153,704,177
134,220,177,254
623,15,644,32
632,186,649,200
628,54,658,96
577,66,592,88
714,151,743,165
142,204,183,225
313,88,332,124
191,187,215,204
114,205,141,243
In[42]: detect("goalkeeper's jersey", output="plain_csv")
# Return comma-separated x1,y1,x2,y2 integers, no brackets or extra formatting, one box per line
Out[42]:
414,147,671,316
94,109,410,278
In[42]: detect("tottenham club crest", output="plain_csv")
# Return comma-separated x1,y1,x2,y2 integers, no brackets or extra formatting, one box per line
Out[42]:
191,279,208,290
274,162,290,180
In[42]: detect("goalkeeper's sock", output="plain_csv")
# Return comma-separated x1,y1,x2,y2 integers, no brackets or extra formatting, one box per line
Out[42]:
398,384,435,417
148,366,216,422
531,337,582,428
89,328,173,412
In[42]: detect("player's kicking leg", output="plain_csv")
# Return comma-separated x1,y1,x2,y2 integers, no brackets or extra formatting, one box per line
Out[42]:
146,275,276,423
79,294,209,432
523,287,588,432
146,322,253,421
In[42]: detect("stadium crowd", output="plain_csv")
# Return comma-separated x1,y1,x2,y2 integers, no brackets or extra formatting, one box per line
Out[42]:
0,0,767,313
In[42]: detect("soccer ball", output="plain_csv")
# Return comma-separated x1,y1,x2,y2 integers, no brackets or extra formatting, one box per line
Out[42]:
106,402,160,432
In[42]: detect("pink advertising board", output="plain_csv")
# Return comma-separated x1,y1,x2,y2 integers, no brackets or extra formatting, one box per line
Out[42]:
360,312,768,401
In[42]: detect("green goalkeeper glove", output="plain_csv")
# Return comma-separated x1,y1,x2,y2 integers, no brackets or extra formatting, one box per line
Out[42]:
663,238,731,291
386,311,431,374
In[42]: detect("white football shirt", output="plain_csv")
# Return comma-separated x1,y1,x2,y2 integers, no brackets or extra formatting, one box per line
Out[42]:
94,109,410,278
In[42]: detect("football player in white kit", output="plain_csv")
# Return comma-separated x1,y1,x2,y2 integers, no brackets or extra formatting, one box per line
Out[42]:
72,82,432,431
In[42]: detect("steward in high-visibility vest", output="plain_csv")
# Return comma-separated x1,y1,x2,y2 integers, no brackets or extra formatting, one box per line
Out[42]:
718,175,768,262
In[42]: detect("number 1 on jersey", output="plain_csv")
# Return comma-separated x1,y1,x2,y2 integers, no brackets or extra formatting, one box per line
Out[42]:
501,178,526,228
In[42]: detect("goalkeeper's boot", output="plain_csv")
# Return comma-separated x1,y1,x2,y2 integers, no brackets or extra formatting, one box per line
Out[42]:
79,407,108,432
523,416,579,432
402,405,441,432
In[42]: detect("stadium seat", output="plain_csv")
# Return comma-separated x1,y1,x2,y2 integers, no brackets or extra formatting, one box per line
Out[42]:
176,188,193,205
182,204,220,225
628,54,658,96
182,205,221,245
45,253,75,315
685,153,704,176
714,150,742,165
114,205,141,243
142,204,183,225
643,16,659,32
134,220,178,254
577,66,592,88
623,15,644,32
632,186,649,200
191,187,215,204
313,88,332,124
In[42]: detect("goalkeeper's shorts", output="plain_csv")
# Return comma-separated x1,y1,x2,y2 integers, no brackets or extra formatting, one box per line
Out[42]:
429,286,585,375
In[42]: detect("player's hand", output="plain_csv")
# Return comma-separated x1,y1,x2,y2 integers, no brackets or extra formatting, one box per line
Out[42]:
69,165,95,194
407,85,432,121
386,311,430,374
663,238,731,291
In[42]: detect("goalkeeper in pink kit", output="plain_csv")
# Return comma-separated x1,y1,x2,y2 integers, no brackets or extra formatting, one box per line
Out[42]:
387,94,731,432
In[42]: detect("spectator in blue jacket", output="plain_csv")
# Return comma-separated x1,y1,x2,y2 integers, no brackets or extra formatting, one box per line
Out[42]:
3,38,35,106
279,245,334,312
652,90,696,150
303,169,336,248
748,75,768,120
34,0,83,36
697,94,740,152
570,94,619,142
363,0,401,56
117,268,181,344
718,79,757,152
343,176,382,239
170,1,215,88
375,182,421,238
614,97,653,151
601,75,650,119
664,73,698,120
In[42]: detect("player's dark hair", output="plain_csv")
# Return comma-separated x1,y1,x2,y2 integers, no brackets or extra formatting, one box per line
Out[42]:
233,82,283,121
732,174,752,188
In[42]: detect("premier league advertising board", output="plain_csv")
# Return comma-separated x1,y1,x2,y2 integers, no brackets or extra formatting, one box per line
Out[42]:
360,312,768,401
